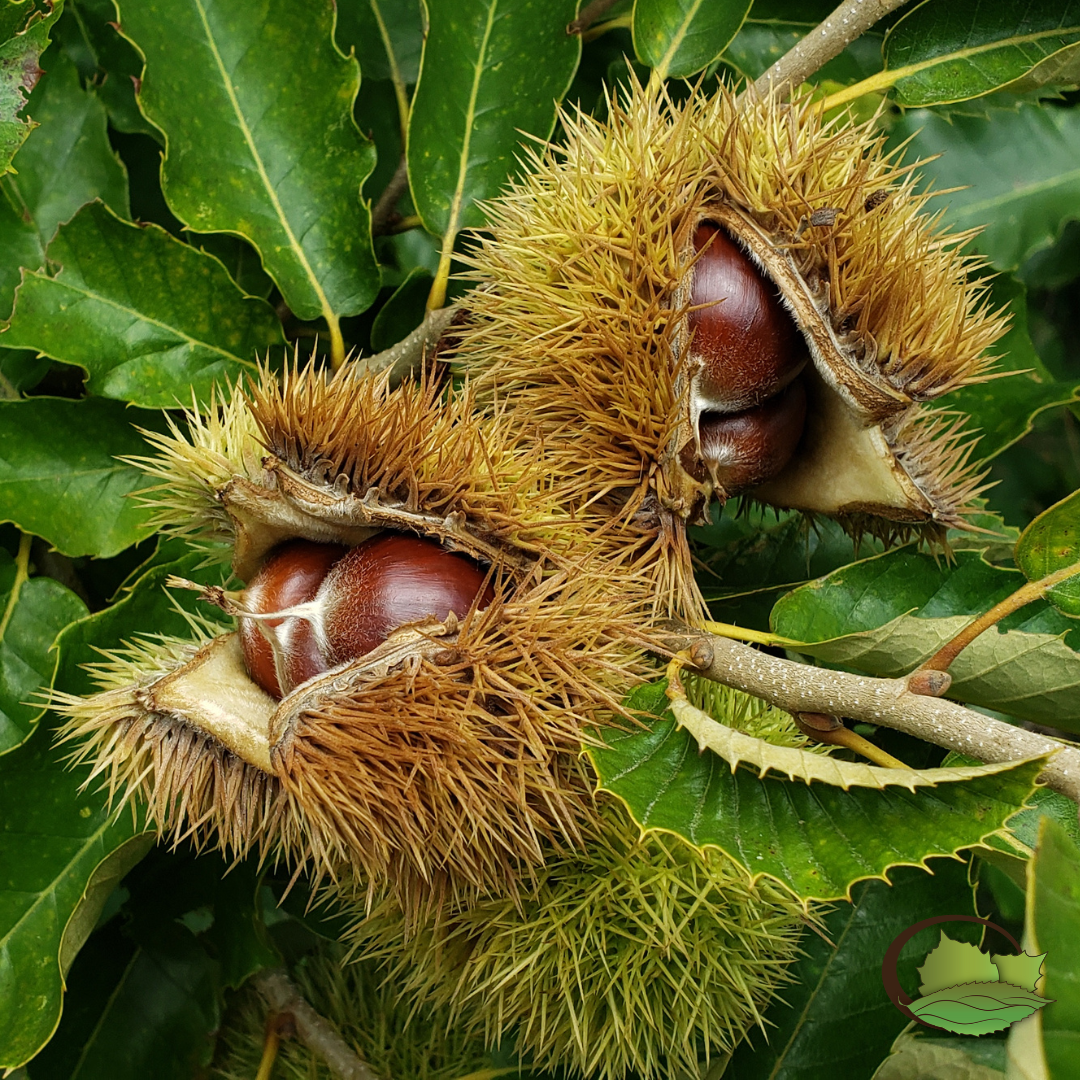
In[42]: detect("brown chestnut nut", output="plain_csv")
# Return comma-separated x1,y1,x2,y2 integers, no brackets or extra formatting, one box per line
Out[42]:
239,539,347,699
239,533,495,699
689,223,807,411
699,378,807,495
318,534,496,666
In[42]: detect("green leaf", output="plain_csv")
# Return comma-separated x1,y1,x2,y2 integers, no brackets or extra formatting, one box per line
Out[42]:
13,48,129,240
1006,786,1080,856
0,0,64,175
0,545,233,1068
192,231,275,300
52,0,157,138
1015,490,1080,616
771,549,1080,730
0,724,150,1070
119,848,279,991
890,105,1080,273
1012,816,1080,1079
407,0,581,239
671,693,1038,790
27,919,221,1080
0,46,128,319
0,540,87,755
884,1,1080,108
632,0,751,80
729,861,981,1080
0,396,158,558
911,981,1049,1036
0,346,48,393
3,201,283,407
933,277,1079,462
336,0,423,84
920,932,1000,995
370,265,431,352
116,0,379,323
590,682,1042,901
993,951,1047,993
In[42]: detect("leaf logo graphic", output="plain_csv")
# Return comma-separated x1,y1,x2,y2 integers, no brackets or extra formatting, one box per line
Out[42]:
881,914,1053,1033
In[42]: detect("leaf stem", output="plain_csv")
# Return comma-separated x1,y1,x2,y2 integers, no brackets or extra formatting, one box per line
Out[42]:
370,156,410,237
751,0,910,99
670,626,1080,803
326,314,346,370
428,231,455,312
795,712,910,768
820,68,901,111
582,14,632,42
701,618,799,648
369,0,410,145
255,1020,281,1080
0,532,31,642
567,0,621,36
920,559,1080,673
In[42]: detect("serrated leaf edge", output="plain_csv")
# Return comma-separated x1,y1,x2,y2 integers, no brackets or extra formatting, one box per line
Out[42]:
670,696,1043,790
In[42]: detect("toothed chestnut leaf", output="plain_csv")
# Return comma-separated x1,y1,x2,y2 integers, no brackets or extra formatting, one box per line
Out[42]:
239,533,496,699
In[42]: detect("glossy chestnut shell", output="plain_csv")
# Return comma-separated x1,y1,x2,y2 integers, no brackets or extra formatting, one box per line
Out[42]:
239,533,494,699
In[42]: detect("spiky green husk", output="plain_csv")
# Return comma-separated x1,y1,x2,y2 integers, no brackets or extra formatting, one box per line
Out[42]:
686,675,831,750
353,796,811,1080
212,947,495,1080
450,80,1010,616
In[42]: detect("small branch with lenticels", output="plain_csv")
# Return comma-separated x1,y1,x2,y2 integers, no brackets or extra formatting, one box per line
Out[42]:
750,0,912,100
664,626,1080,806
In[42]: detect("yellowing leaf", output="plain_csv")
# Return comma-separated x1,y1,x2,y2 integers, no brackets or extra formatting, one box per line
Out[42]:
669,697,1041,791
918,932,999,996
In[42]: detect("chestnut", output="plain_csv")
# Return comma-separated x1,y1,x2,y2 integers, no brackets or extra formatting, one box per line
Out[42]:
698,378,807,495
239,539,347,699
239,533,495,699
689,223,807,411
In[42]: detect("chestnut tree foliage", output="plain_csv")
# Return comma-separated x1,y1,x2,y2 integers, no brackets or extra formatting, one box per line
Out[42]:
1,1,1080,1078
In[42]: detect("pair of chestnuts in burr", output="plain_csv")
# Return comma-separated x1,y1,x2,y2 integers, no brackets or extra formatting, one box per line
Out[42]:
238,226,803,697
239,533,494,698
689,222,808,494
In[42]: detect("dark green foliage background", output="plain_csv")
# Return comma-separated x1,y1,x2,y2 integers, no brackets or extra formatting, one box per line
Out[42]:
1,1,1079,1077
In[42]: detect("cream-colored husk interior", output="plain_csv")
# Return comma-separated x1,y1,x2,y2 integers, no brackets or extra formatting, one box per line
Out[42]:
752,368,931,519
147,634,276,773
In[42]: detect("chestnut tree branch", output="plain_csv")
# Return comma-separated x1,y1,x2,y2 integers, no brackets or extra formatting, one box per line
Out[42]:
751,0,911,99
370,156,410,237
350,305,458,384
664,628,1080,805
252,969,379,1080
567,0,620,36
